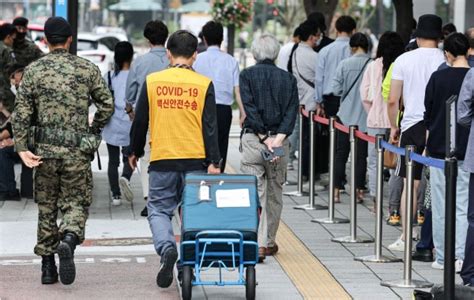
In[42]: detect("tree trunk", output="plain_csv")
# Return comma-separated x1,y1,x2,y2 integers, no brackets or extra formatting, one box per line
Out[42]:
392,0,414,45
227,24,235,56
376,0,384,36
303,0,339,30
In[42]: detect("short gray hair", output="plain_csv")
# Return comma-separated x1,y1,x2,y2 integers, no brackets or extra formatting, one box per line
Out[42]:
251,34,280,62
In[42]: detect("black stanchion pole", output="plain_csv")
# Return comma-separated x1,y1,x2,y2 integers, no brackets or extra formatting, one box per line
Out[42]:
444,157,457,300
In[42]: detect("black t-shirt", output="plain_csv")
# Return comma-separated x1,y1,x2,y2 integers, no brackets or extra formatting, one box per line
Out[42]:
424,67,470,159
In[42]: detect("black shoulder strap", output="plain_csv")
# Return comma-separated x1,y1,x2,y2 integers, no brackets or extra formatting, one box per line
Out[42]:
341,58,371,102
107,71,114,97
294,49,315,89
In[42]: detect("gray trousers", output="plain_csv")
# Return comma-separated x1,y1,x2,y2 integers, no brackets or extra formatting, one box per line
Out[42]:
147,170,204,257
388,168,426,212
240,134,288,248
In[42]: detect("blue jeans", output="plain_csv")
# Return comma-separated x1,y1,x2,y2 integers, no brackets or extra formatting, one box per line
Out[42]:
416,209,434,250
147,170,203,257
430,163,469,263
0,146,16,193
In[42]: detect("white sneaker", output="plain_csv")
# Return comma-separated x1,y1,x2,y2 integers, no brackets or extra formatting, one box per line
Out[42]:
455,259,463,273
119,177,134,202
431,261,444,270
388,237,405,252
111,195,122,206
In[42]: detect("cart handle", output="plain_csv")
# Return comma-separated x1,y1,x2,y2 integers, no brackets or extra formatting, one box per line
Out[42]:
195,230,244,240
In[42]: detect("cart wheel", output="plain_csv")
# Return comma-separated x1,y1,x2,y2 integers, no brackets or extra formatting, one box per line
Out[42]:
245,265,256,300
182,266,192,300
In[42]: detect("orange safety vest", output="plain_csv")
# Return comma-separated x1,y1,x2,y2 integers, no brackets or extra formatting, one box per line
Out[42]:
146,67,211,162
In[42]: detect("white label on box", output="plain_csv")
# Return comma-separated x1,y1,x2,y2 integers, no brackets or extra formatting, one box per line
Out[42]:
216,189,250,208
199,185,210,201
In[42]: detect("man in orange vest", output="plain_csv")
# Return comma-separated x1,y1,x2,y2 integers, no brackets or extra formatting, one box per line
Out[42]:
128,30,221,288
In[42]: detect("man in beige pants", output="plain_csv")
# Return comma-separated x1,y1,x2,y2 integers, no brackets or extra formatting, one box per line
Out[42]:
239,34,299,262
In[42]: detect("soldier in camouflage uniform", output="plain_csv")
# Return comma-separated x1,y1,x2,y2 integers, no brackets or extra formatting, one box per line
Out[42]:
0,23,17,112
12,17,113,286
0,24,20,202
12,17,44,67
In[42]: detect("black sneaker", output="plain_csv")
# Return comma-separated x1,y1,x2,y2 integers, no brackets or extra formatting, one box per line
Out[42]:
57,233,78,285
156,248,178,288
140,206,148,217
412,248,434,262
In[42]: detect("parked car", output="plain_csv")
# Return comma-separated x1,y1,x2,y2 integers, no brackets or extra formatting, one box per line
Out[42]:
77,32,127,75
28,23,48,53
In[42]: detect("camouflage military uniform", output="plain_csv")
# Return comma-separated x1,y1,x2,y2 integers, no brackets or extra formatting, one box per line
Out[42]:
13,38,43,67
0,40,17,111
12,48,113,256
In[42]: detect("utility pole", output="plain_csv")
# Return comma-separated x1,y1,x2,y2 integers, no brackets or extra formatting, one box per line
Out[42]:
52,0,78,55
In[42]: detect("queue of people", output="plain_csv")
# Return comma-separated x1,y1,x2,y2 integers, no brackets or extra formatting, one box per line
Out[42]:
277,13,474,287
1,11,474,290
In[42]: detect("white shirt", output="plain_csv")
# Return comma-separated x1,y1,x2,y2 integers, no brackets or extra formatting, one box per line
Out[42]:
392,47,444,132
193,46,240,106
276,42,294,71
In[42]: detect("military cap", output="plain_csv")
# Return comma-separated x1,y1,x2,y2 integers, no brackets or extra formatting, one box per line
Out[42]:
44,17,72,42
0,23,17,40
12,17,29,27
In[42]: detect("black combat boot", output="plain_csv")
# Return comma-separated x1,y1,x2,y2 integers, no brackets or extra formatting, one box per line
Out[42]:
57,232,78,285
41,255,58,284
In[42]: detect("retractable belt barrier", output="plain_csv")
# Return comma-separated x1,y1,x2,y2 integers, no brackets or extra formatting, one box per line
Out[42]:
312,114,445,170
308,113,441,289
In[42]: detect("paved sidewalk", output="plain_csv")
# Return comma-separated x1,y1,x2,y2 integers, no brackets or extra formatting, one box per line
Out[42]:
225,129,463,299
0,120,466,299
0,141,301,300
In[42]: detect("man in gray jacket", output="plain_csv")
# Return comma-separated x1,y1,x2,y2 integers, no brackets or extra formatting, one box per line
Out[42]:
125,20,169,217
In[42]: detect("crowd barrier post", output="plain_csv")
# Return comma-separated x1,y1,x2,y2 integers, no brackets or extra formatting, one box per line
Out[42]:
355,134,401,262
332,125,373,243
381,145,433,288
295,111,328,211
312,117,349,224
283,171,296,186
444,157,457,300
284,106,308,197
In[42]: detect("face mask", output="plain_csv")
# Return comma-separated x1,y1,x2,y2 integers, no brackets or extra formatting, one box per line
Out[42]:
15,32,27,41
315,38,322,47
